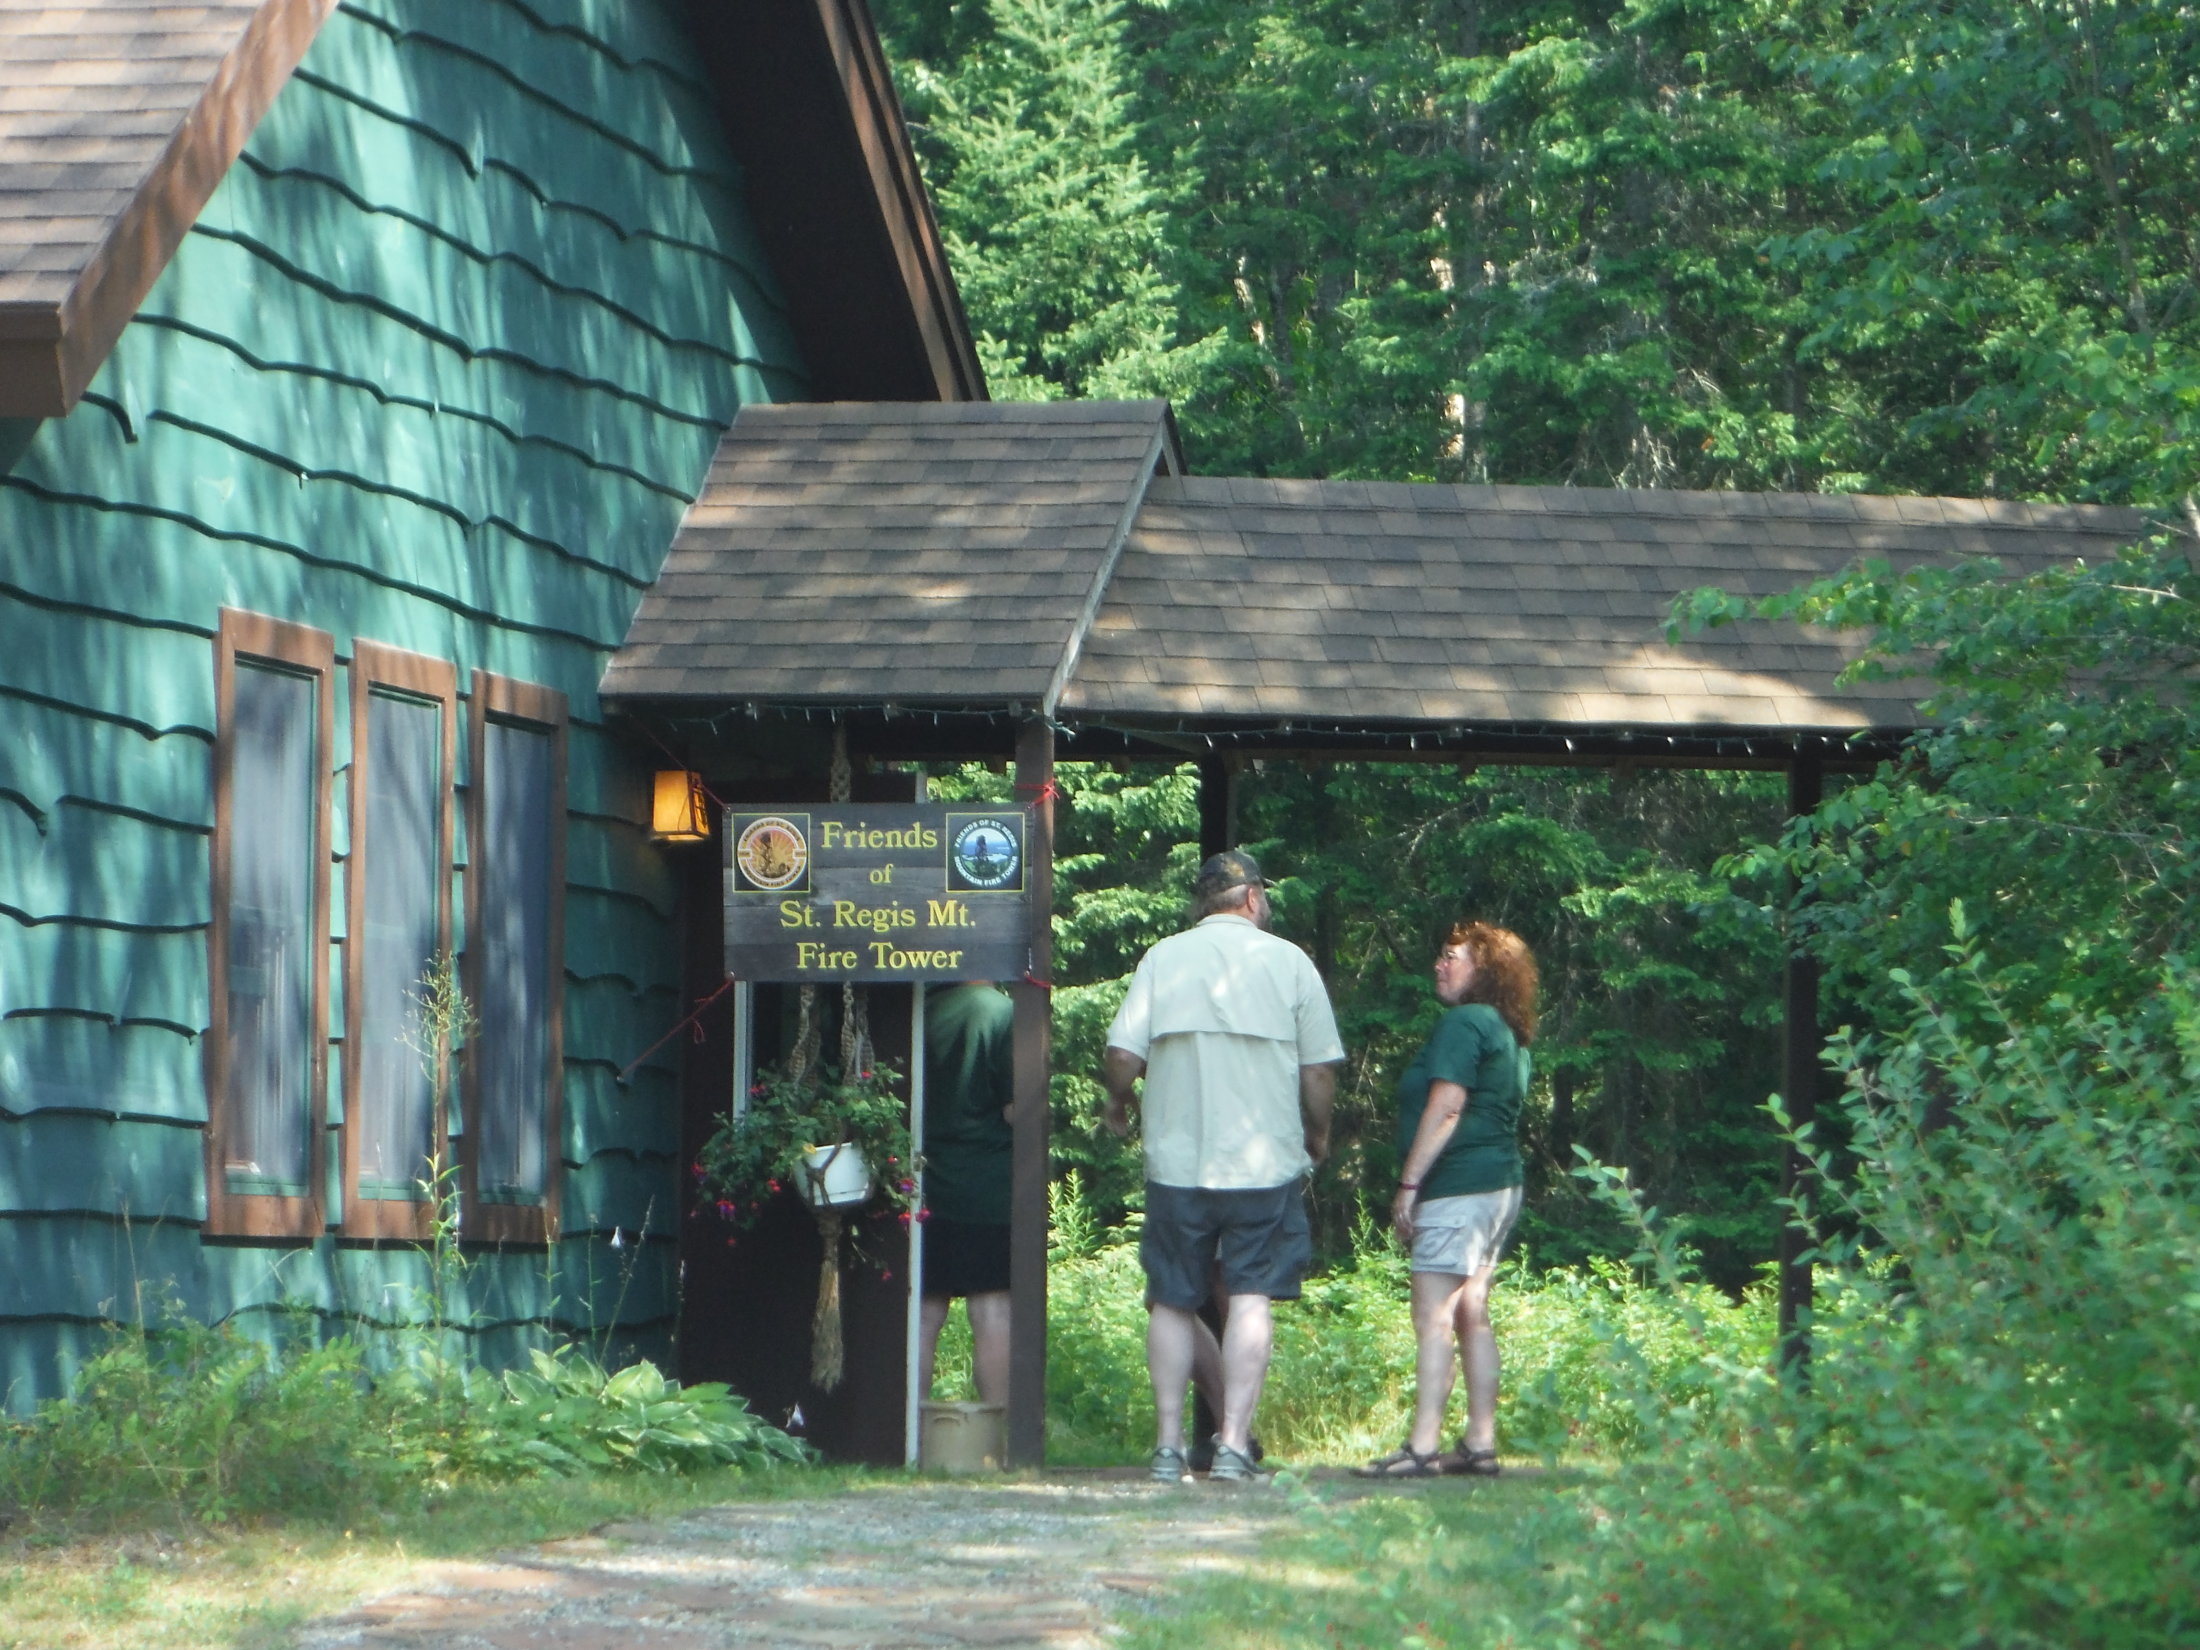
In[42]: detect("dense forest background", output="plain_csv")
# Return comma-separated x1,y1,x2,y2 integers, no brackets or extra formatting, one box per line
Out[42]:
886,0,2200,1286
880,0,2197,501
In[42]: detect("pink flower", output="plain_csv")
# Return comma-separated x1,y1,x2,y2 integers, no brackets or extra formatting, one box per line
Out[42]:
690,1162,706,1181
879,1269,894,1282
767,1178,781,1194
898,1180,914,1194
897,1211,911,1227
749,1084,765,1098
915,1208,930,1224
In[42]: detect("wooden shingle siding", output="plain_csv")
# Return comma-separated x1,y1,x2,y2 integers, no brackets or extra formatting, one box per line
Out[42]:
0,0,807,1402
0,1217,679,1338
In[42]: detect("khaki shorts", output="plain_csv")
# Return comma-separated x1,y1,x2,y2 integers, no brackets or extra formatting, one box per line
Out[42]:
1409,1185,1523,1276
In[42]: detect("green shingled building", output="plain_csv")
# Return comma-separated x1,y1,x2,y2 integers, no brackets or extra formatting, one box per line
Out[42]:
0,0,979,1409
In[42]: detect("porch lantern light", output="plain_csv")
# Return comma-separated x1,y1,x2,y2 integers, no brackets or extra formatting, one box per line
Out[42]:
651,770,711,842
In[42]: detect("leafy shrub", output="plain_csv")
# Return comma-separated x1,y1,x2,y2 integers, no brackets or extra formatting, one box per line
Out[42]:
1560,958,2200,1650
0,1315,404,1525
467,1349,812,1476
0,1319,811,1529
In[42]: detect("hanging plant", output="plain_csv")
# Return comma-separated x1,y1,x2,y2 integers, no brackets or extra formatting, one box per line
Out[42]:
695,1059,919,1389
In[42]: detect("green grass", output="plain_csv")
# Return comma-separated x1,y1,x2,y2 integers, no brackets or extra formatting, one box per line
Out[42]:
1120,1472,1593,1650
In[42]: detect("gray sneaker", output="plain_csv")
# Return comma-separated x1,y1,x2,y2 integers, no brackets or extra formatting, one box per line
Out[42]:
1148,1444,1190,1484
1206,1442,1269,1483
1188,1431,1263,1473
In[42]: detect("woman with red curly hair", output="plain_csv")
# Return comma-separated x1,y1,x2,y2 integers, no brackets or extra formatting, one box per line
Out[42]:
1356,921,1538,1479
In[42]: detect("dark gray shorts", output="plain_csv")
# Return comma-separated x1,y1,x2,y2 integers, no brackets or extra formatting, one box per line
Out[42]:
1140,1178,1312,1311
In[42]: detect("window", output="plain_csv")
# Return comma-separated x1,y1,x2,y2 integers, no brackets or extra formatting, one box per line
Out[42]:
462,672,567,1243
341,643,456,1239
206,610,334,1239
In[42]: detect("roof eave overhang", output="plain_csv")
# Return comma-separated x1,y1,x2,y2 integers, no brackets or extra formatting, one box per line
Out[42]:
1053,714,1907,768
0,0,339,419
607,691,1917,768
605,691,1055,716
686,0,985,403
1,0,983,419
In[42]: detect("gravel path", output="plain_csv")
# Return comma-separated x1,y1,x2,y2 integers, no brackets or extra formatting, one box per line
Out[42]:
291,1473,1295,1649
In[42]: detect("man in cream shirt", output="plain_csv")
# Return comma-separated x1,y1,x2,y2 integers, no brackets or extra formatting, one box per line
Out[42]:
1102,850,1344,1483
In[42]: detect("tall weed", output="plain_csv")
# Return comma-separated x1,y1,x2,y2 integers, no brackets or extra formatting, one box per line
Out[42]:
1041,1227,1771,1465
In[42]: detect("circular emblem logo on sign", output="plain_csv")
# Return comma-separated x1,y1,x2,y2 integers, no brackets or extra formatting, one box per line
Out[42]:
736,815,809,891
951,817,1021,890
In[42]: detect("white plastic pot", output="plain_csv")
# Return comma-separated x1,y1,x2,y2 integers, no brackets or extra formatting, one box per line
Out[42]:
920,1401,1007,1473
799,1142,873,1209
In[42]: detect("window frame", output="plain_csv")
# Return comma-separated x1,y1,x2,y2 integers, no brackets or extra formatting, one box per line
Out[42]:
340,642,458,1242
460,670,569,1246
205,608,336,1240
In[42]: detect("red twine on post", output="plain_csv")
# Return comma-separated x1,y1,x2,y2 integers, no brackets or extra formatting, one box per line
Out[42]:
1021,970,1055,991
617,975,736,1085
1013,777,1063,805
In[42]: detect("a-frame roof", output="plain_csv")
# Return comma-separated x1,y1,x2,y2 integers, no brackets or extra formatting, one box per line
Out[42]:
602,402,2153,754
0,0,982,416
603,400,1182,713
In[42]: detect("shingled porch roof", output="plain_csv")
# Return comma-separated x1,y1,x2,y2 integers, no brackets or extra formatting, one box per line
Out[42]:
602,399,1183,712
1065,477,2148,738
602,402,2150,756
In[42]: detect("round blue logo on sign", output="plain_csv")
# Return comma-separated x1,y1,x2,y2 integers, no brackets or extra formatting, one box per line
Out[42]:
950,817,1021,890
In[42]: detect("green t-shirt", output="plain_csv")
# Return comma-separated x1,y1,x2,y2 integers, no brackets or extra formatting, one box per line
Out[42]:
1393,1003,1530,1198
920,983,1016,1225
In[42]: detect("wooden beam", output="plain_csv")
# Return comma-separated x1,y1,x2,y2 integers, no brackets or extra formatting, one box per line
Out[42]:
1197,753,1236,860
1007,718,1055,1464
1777,751,1824,1374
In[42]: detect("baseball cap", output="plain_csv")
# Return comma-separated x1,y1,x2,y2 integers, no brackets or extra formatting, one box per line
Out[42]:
1193,849,1275,898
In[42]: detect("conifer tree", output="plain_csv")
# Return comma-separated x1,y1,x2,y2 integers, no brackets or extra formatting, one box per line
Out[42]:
920,0,1220,401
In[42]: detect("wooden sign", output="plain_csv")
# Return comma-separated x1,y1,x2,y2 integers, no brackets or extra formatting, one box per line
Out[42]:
723,805,1033,982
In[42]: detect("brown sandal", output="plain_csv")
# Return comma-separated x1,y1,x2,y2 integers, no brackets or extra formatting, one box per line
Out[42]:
1446,1444,1501,1476
1354,1444,1442,1479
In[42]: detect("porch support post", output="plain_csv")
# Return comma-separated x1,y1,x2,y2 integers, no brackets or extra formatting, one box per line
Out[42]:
1197,753,1235,860
1777,749,1824,1374
1008,718,1056,1465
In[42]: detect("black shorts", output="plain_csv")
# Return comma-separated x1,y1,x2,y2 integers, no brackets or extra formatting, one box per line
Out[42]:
1140,1179,1312,1311
921,1216,1011,1299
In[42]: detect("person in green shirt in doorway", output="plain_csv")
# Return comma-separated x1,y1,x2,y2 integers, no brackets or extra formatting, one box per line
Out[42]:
1357,920,1539,1479
917,981,1016,1404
